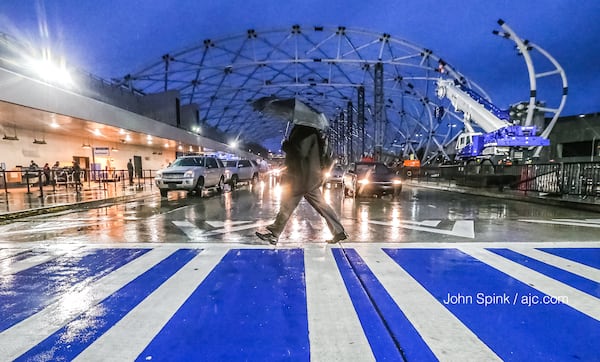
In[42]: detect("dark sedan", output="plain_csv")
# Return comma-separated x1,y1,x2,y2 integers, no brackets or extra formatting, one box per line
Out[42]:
343,162,402,198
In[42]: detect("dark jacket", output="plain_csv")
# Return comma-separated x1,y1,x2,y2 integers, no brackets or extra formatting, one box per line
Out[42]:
282,125,323,194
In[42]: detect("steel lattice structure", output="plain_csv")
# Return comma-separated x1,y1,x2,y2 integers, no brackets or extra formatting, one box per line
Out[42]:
115,25,488,164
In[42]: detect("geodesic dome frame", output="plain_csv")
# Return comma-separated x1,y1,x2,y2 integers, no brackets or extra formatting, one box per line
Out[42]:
115,25,487,164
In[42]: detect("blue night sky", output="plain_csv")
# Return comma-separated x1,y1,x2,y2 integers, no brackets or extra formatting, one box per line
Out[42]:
0,0,598,117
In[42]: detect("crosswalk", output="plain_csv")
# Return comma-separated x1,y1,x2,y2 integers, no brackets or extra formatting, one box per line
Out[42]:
0,243,598,361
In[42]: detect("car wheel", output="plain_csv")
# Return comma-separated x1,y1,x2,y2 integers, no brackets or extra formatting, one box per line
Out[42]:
160,189,168,198
230,175,238,189
194,177,205,196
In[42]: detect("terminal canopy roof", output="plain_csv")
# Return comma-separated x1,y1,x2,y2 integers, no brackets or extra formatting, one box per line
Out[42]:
114,25,484,163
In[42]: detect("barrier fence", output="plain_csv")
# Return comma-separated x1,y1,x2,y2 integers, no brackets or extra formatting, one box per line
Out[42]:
407,161,600,199
0,168,157,197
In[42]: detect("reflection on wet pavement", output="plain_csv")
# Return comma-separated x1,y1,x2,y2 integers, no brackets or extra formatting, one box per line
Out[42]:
1,180,600,244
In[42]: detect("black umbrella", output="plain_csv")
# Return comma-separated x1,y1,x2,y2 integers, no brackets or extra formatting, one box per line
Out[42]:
251,96,329,131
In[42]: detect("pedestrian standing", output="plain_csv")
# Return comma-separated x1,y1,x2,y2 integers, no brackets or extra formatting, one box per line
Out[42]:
72,160,81,192
255,123,347,245
42,163,51,185
127,159,134,185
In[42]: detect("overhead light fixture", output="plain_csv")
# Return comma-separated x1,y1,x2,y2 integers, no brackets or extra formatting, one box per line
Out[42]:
33,139,47,144
82,143,91,149
111,147,119,152
3,124,19,140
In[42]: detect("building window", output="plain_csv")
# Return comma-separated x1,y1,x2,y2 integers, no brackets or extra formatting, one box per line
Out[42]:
561,141,594,157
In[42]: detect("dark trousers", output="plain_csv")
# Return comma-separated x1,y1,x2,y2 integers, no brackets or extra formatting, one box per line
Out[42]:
268,185,344,237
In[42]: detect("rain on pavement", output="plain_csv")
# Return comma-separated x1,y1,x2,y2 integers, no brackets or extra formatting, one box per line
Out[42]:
1,180,599,245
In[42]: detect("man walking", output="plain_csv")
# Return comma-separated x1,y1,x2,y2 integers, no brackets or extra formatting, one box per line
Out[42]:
255,121,347,245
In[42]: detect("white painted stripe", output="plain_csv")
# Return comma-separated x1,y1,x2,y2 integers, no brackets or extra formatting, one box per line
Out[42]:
368,220,475,238
205,220,254,228
172,220,205,239
0,247,177,360
1,222,101,235
4,254,60,274
519,219,600,228
554,218,600,225
454,220,475,238
509,247,600,283
173,219,272,238
0,248,26,260
305,247,375,362
358,247,501,361
459,247,600,321
2,246,82,274
204,220,272,235
74,248,227,362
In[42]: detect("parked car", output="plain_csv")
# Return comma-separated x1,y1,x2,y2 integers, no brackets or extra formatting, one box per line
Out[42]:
221,159,260,189
343,161,402,198
154,156,225,197
324,163,345,185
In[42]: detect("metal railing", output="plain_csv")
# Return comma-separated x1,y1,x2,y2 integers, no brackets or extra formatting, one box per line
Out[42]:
408,161,600,199
0,168,158,197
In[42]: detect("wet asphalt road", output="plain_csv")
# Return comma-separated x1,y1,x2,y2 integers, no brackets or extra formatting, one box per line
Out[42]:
1,180,598,245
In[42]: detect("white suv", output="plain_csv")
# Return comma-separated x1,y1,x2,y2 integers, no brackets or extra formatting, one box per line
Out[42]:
155,156,225,197
221,159,260,189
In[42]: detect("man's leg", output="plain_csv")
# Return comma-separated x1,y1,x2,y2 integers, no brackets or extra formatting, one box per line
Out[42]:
267,191,303,237
303,187,346,237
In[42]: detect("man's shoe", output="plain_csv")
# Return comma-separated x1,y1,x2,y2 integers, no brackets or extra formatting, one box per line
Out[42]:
326,232,348,244
256,231,278,245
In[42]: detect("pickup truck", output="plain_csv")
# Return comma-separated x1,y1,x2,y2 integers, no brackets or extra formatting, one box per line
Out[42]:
154,156,225,197
221,159,260,189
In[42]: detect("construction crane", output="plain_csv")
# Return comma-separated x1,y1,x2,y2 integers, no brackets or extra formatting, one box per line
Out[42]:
436,19,568,164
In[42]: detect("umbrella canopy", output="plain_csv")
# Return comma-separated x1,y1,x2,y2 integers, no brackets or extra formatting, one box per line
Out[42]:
252,97,329,131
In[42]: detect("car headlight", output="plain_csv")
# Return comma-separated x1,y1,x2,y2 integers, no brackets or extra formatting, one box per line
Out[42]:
358,178,369,185
155,171,162,180
392,179,402,185
324,172,331,178
184,170,194,178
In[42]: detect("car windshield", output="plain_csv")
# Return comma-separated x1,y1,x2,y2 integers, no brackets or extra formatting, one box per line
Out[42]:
355,163,389,175
171,157,203,167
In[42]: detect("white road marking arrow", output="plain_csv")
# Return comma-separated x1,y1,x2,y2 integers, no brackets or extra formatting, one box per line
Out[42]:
368,219,475,238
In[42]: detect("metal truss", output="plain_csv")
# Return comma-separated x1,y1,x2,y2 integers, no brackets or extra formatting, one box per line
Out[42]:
115,25,486,163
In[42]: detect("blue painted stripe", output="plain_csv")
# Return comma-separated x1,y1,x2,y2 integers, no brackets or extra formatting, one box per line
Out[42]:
16,248,200,362
489,248,600,298
0,248,149,332
384,248,600,361
137,249,309,361
333,248,436,361
538,248,600,269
